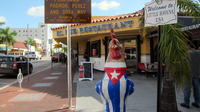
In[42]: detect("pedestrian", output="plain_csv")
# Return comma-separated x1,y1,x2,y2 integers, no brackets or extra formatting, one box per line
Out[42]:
180,43,200,108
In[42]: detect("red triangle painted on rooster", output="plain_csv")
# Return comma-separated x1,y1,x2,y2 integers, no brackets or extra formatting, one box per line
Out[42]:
104,67,126,85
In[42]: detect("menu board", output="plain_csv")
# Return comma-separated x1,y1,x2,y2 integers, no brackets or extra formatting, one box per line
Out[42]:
79,62,93,81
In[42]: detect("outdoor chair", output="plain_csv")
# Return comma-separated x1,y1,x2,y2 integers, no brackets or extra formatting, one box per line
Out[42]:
137,62,157,78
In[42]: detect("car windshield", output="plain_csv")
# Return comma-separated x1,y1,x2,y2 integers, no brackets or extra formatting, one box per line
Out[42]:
0,57,14,62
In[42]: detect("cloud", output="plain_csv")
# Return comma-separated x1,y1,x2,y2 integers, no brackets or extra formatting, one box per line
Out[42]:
92,0,120,11
0,16,6,22
27,6,44,17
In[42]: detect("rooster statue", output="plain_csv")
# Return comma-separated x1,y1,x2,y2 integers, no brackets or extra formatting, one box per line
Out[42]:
96,29,134,112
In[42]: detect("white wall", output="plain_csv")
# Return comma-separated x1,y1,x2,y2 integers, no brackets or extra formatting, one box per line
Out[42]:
10,23,48,55
141,54,150,64
90,55,105,71
78,55,106,71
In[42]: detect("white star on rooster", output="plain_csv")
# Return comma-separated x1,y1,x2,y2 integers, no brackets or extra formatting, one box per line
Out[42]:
111,70,120,79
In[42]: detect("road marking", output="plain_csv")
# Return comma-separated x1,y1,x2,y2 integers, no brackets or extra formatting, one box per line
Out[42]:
0,63,60,90
43,76,59,80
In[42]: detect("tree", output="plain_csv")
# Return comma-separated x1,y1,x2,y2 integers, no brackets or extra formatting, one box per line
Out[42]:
0,22,5,42
141,0,200,112
0,27,16,54
61,46,67,53
25,38,36,51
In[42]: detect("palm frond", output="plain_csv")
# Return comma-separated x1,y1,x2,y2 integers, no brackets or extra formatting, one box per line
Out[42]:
0,22,4,26
159,24,191,87
25,38,36,47
178,0,200,17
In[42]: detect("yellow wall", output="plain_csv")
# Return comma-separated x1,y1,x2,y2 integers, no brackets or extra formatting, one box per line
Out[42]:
52,16,152,56
78,40,87,55
77,35,151,56
124,40,136,48
141,37,150,54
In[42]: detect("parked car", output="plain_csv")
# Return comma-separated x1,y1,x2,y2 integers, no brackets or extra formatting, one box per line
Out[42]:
51,53,66,63
51,53,60,62
0,54,33,75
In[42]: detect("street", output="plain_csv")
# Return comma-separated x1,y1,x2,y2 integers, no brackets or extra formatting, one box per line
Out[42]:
0,57,52,88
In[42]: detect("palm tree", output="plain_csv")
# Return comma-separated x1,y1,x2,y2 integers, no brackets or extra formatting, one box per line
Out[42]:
159,1,200,112
0,27,16,54
61,46,67,53
0,22,4,27
25,38,36,51
141,0,200,112
0,22,5,41
159,24,191,112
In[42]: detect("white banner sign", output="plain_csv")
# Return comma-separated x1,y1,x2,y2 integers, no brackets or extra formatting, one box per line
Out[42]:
145,0,177,27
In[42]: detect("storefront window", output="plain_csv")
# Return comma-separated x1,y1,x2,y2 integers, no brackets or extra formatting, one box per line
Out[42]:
125,48,136,59
90,40,101,57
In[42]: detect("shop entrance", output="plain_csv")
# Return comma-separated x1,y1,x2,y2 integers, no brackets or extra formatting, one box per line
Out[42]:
120,38,137,74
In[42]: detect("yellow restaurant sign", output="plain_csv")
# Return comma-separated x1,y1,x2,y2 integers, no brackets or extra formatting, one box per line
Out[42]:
52,17,141,38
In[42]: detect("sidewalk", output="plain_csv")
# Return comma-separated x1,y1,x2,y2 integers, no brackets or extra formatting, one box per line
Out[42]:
74,71,200,112
0,64,199,112
0,63,75,112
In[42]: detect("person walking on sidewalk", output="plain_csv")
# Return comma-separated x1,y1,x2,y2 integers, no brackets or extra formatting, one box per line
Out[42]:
181,44,200,108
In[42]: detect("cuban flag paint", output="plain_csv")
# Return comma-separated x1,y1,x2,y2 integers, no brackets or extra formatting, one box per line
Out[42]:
96,62,134,112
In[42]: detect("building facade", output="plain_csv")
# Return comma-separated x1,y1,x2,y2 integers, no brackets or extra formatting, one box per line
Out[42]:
10,23,49,55
51,10,150,72
51,10,200,72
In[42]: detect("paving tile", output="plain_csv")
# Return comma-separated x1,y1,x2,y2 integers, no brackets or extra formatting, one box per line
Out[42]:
51,72,62,75
9,93,46,102
32,83,53,87
43,76,59,80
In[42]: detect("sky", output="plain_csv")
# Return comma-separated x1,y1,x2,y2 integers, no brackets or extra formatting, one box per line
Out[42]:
0,0,150,28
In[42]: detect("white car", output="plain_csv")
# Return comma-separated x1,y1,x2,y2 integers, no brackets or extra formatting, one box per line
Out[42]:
25,52,42,60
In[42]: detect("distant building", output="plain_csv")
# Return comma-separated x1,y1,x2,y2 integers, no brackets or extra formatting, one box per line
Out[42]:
0,44,6,54
8,42,28,55
10,23,49,55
